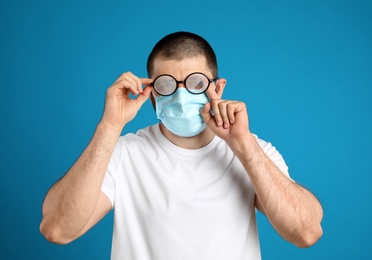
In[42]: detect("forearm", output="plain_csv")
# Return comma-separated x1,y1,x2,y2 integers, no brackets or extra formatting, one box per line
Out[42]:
40,122,121,243
229,134,323,247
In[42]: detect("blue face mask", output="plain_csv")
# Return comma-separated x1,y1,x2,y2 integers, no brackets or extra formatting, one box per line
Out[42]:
155,88,209,137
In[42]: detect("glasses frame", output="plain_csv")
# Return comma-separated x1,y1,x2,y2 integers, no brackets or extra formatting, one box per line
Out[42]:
150,72,219,96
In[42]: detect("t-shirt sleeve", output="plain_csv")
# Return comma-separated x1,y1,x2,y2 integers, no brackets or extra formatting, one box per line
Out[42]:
101,139,122,208
255,135,291,179
101,170,115,208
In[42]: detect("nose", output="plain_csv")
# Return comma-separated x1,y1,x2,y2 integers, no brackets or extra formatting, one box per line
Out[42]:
173,88,190,104
175,80,187,89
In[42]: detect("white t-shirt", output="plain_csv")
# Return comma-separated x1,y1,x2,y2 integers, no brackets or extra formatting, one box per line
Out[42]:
101,124,289,260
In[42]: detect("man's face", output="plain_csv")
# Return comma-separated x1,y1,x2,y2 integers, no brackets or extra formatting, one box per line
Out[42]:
150,55,221,106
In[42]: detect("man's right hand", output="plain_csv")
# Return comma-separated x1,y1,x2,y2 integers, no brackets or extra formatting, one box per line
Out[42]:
40,72,153,244
101,71,153,130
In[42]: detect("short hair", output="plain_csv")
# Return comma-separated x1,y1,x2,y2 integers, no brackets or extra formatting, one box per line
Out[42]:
147,31,218,78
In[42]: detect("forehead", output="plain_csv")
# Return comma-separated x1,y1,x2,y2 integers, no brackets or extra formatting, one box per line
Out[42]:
152,55,211,78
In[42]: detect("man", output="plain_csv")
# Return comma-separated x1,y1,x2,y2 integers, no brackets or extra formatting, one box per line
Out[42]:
40,32,323,259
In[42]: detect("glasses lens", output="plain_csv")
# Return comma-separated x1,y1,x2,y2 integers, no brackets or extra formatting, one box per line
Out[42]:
154,75,177,96
185,73,209,94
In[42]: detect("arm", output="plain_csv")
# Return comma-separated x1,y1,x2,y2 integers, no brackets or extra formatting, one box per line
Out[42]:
230,134,323,248
40,72,153,244
201,95,323,248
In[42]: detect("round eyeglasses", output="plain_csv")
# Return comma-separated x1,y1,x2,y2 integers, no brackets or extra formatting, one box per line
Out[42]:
150,72,218,96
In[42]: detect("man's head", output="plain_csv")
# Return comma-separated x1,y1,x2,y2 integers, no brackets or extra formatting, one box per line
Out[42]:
147,31,218,78
146,31,226,139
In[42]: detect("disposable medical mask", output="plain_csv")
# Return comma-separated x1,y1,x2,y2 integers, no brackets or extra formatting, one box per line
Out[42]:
155,88,209,137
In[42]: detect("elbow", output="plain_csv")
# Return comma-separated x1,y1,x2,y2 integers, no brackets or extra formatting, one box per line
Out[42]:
295,224,323,248
39,219,73,245
296,202,324,248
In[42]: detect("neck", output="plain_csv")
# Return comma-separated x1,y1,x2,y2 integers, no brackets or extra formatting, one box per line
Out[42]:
159,123,215,149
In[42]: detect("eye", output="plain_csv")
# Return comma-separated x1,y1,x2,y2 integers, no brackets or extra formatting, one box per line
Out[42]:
186,74,209,92
154,75,177,95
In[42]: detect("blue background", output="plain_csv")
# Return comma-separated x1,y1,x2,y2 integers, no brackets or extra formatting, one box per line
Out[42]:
1,0,371,259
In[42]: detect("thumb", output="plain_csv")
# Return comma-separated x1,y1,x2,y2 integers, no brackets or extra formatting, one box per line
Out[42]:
200,102,213,124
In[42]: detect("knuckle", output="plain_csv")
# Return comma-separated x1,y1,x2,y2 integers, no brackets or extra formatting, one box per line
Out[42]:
239,102,247,109
210,99,220,105
217,101,227,108
106,86,115,95
213,111,220,115
226,102,234,109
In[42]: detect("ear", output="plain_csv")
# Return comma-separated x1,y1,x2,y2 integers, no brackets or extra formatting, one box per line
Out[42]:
214,78,227,98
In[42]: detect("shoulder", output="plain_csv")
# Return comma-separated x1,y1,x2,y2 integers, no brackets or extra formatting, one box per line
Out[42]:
116,124,160,152
120,124,156,142
252,134,290,176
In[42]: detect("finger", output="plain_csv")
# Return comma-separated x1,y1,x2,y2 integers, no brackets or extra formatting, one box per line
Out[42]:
218,101,231,129
134,86,152,108
114,80,138,96
210,99,223,127
126,72,145,93
200,102,213,125
206,86,220,101
115,76,140,96
140,78,153,85
114,72,130,84
125,75,141,94
113,72,144,95
106,83,127,99
112,72,137,94
234,102,248,123
226,102,237,124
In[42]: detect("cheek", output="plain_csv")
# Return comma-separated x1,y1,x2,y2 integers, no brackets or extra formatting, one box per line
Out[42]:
150,93,156,111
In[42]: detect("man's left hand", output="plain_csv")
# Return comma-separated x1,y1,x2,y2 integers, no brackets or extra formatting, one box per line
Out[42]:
200,97,250,144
